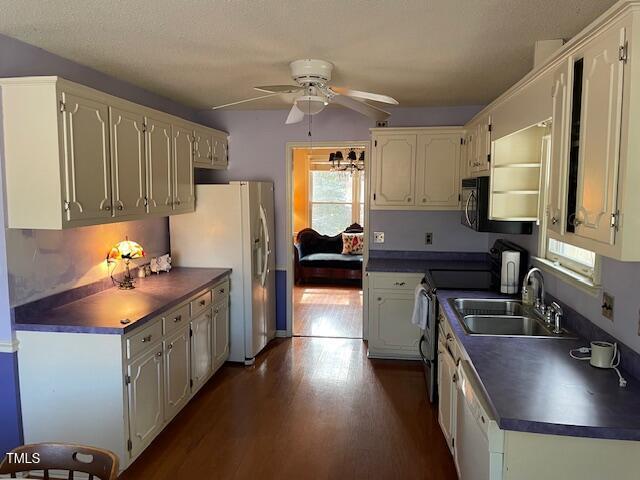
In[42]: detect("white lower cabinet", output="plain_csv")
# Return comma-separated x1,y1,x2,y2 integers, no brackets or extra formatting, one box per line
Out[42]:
190,309,213,392
163,327,191,421
212,299,230,369
437,340,457,453
127,345,164,457
16,277,230,473
366,272,423,359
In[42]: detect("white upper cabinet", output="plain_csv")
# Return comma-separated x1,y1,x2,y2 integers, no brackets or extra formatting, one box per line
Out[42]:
172,123,195,213
573,25,626,245
547,61,571,235
372,133,417,207
371,128,462,210
61,92,113,224
0,76,227,229
109,106,147,218
416,131,462,208
146,115,174,216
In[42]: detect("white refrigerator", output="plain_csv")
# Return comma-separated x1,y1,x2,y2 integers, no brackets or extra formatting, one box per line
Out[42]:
169,182,276,364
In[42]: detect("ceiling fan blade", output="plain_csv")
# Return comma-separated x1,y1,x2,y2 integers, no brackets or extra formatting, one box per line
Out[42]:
330,94,390,121
211,93,281,110
331,87,399,105
285,104,305,124
255,85,303,94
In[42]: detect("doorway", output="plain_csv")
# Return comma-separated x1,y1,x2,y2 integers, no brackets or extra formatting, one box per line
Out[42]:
286,142,369,339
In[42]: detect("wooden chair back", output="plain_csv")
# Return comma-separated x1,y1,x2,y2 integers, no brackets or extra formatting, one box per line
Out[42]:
0,443,119,480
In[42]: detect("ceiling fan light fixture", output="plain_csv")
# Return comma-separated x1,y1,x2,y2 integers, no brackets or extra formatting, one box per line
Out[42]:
295,95,327,115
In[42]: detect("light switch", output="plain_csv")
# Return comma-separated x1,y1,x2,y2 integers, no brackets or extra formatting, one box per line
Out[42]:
373,232,385,243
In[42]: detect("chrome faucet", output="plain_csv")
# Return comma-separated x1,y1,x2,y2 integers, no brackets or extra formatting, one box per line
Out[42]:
549,302,564,334
522,267,546,316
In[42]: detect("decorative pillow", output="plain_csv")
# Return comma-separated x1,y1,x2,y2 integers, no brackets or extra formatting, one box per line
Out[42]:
342,232,364,255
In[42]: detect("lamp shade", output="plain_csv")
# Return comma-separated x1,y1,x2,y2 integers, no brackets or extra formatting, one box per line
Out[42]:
107,239,145,262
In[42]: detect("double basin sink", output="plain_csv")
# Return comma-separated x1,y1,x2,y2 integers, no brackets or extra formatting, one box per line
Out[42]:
449,298,576,338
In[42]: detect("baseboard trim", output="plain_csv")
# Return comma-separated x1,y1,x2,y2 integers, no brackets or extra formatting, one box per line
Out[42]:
275,330,289,338
0,338,20,353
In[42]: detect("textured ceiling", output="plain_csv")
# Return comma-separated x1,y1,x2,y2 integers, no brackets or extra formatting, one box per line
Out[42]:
0,0,617,109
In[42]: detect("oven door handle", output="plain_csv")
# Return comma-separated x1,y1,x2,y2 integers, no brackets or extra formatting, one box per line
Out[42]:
418,335,431,366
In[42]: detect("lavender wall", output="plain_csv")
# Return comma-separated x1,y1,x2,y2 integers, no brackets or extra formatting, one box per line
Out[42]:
491,229,640,354
0,33,200,454
196,105,484,265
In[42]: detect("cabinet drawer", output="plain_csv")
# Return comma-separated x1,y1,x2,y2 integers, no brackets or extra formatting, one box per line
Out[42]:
190,290,212,317
212,279,229,305
127,319,163,359
370,273,423,290
163,303,190,335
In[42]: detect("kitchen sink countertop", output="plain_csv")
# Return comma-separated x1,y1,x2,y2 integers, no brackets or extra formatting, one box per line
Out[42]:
437,289,640,441
13,267,231,335
366,250,491,274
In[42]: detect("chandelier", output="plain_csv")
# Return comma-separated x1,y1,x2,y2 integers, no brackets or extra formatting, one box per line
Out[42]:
329,149,364,174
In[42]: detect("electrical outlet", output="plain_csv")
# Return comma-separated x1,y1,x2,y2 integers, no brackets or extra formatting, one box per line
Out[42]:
602,292,614,320
425,232,433,245
373,231,385,244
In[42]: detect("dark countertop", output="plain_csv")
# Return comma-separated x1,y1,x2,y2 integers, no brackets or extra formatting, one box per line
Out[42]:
437,289,640,441
366,251,491,274
14,267,231,335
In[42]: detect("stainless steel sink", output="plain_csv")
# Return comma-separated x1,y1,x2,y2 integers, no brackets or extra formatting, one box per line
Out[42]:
449,298,576,338
452,298,524,316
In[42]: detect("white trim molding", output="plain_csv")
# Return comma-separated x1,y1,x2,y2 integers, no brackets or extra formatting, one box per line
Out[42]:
275,330,289,338
0,338,20,353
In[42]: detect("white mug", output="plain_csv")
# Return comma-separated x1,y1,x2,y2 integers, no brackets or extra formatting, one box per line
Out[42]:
590,341,615,368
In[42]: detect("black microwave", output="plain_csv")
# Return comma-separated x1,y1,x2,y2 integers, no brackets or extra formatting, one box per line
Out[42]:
461,177,533,234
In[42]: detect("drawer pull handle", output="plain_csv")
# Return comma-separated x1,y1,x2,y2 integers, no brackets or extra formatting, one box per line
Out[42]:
394,281,406,286
173,315,182,323
142,335,152,343
199,299,206,306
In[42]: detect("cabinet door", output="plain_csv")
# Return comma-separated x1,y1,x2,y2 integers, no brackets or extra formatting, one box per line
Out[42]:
193,128,213,167
475,117,491,173
146,116,174,215
212,300,230,370
61,92,112,223
368,290,421,355
437,345,454,450
172,124,195,213
127,346,164,457
416,133,461,208
372,134,417,206
109,107,146,218
164,328,190,421
547,62,571,235
191,310,212,391
574,27,625,245
212,134,228,168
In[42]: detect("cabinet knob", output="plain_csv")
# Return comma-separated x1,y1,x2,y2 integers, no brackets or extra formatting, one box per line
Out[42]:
446,333,452,341
393,281,406,286
167,343,173,350
117,205,124,211
176,200,181,206
199,300,206,306
422,198,426,203
142,335,152,343
173,315,182,323
214,308,219,314
407,197,412,202
551,216,558,224
377,297,382,302
219,288,225,294
452,373,458,383
103,205,112,211
156,351,162,357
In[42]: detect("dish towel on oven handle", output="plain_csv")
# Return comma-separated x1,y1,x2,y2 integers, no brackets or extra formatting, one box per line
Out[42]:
411,283,429,330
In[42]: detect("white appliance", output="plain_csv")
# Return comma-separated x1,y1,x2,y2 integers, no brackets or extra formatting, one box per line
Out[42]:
170,182,276,364
500,250,520,294
455,360,505,480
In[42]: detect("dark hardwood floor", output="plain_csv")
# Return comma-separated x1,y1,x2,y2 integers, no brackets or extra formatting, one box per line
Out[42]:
120,337,456,480
293,286,363,338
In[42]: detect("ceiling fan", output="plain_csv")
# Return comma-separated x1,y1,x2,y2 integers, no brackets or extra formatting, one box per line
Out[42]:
211,59,399,124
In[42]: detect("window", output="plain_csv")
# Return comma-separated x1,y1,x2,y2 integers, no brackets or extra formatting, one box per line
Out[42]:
546,238,596,280
309,169,364,236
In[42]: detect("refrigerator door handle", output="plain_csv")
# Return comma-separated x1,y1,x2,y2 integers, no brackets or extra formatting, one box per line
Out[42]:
259,204,270,287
